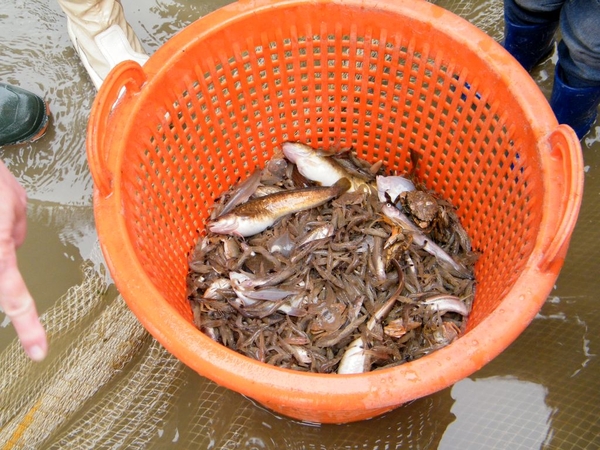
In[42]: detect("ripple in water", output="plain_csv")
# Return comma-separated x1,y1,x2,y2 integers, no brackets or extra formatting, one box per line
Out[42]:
0,1,96,206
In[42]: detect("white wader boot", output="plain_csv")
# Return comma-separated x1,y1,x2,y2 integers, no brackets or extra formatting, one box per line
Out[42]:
57,0,149,90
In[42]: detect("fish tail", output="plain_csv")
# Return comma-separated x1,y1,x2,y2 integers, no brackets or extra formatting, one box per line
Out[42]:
333,177,352,194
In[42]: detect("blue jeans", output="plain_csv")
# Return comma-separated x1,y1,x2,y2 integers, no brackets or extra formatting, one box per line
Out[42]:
505,0,600,87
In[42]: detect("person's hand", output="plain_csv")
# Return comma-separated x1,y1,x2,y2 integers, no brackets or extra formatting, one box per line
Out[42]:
0,160,47,361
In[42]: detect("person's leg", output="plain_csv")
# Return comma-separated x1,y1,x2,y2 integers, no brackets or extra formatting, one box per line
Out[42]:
503,0,565,71
57,0,148,90
556,0,600,87
0,83,49,146
550,0,600,138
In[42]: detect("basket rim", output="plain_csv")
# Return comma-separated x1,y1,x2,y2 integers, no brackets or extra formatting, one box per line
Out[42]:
141,0,560,138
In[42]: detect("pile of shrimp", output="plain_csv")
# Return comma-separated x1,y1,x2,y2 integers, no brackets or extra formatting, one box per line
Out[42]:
186,143,477,374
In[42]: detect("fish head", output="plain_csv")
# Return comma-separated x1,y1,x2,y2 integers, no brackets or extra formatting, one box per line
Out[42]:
281,141,314,163
381,203,397,217
229,271,252,286
208,214,242,236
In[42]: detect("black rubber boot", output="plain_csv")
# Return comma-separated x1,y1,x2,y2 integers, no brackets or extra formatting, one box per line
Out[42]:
502,0,561,72
503,20,558,72
550,64,600,139
0,83,49,146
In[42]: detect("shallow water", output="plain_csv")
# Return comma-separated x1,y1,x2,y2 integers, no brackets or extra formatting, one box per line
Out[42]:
1,0,598,448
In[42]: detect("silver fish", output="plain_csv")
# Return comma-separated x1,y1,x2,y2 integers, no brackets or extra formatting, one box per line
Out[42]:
209,178,351,237
282,142,367,192
423,294,470,316
203,278,231,300
297,223,335,247
280,340,313,366
337,294,401,374
229,271,297,304
269,230,294,256
336,339,368,374
381,203,471,278
376,175,415,203
238,266,296,289
218,169,262,216
338,263,405,374
229,272,304,318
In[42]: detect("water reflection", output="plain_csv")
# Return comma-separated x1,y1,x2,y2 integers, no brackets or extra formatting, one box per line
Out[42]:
463,294,600,450
439,377,553,449
27,200,98,260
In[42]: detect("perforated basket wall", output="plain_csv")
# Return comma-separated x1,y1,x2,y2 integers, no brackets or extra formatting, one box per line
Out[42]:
88,0,583,423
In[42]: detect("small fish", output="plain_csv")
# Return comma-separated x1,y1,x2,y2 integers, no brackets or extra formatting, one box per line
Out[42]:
209,178,351,237
423,294,470,316
282,142,367,192
269,230,294,256
370,236,387,283
381,203,472,279
203,278,231,300
337,293,400,374
338,261,404,374
336,338,368,374
376,175,415,203
280,340,313,366
238,266,296,289
403,251,421,293
297,223,335,247
218,169,262,216
229,271,297,304
229,272,304,318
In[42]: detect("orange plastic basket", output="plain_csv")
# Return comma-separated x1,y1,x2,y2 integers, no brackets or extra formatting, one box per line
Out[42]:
88,0,583,424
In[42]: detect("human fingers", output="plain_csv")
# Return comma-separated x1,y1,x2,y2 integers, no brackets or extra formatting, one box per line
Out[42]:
0,160,47,359
0,161,27,247
0,241,48,361
10,181,27,247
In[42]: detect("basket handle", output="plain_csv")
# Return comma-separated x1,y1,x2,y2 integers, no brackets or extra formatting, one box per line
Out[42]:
538,124,583,272
87,61,147,198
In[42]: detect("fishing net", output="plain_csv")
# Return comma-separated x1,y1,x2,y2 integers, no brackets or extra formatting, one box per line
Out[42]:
2,1,597,449
0,243,191,449
446,0,505,39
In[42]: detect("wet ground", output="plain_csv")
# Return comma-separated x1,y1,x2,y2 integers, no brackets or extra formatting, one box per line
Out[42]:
1,0,598,448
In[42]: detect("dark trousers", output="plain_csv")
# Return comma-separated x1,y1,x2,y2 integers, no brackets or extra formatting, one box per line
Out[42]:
505,0,600,87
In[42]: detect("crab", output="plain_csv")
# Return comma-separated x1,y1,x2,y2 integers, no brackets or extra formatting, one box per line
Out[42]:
425,320,462,347
398,190,440,230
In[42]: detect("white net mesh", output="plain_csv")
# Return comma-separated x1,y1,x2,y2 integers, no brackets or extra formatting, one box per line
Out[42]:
0,261,109,430
444,0,505,40
0,247,156,448
46,338,184,449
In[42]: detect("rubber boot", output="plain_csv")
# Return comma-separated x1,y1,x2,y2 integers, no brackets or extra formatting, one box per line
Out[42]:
550,64,600,139
57,0,149,90
0,83,49,146
503,18,558,72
